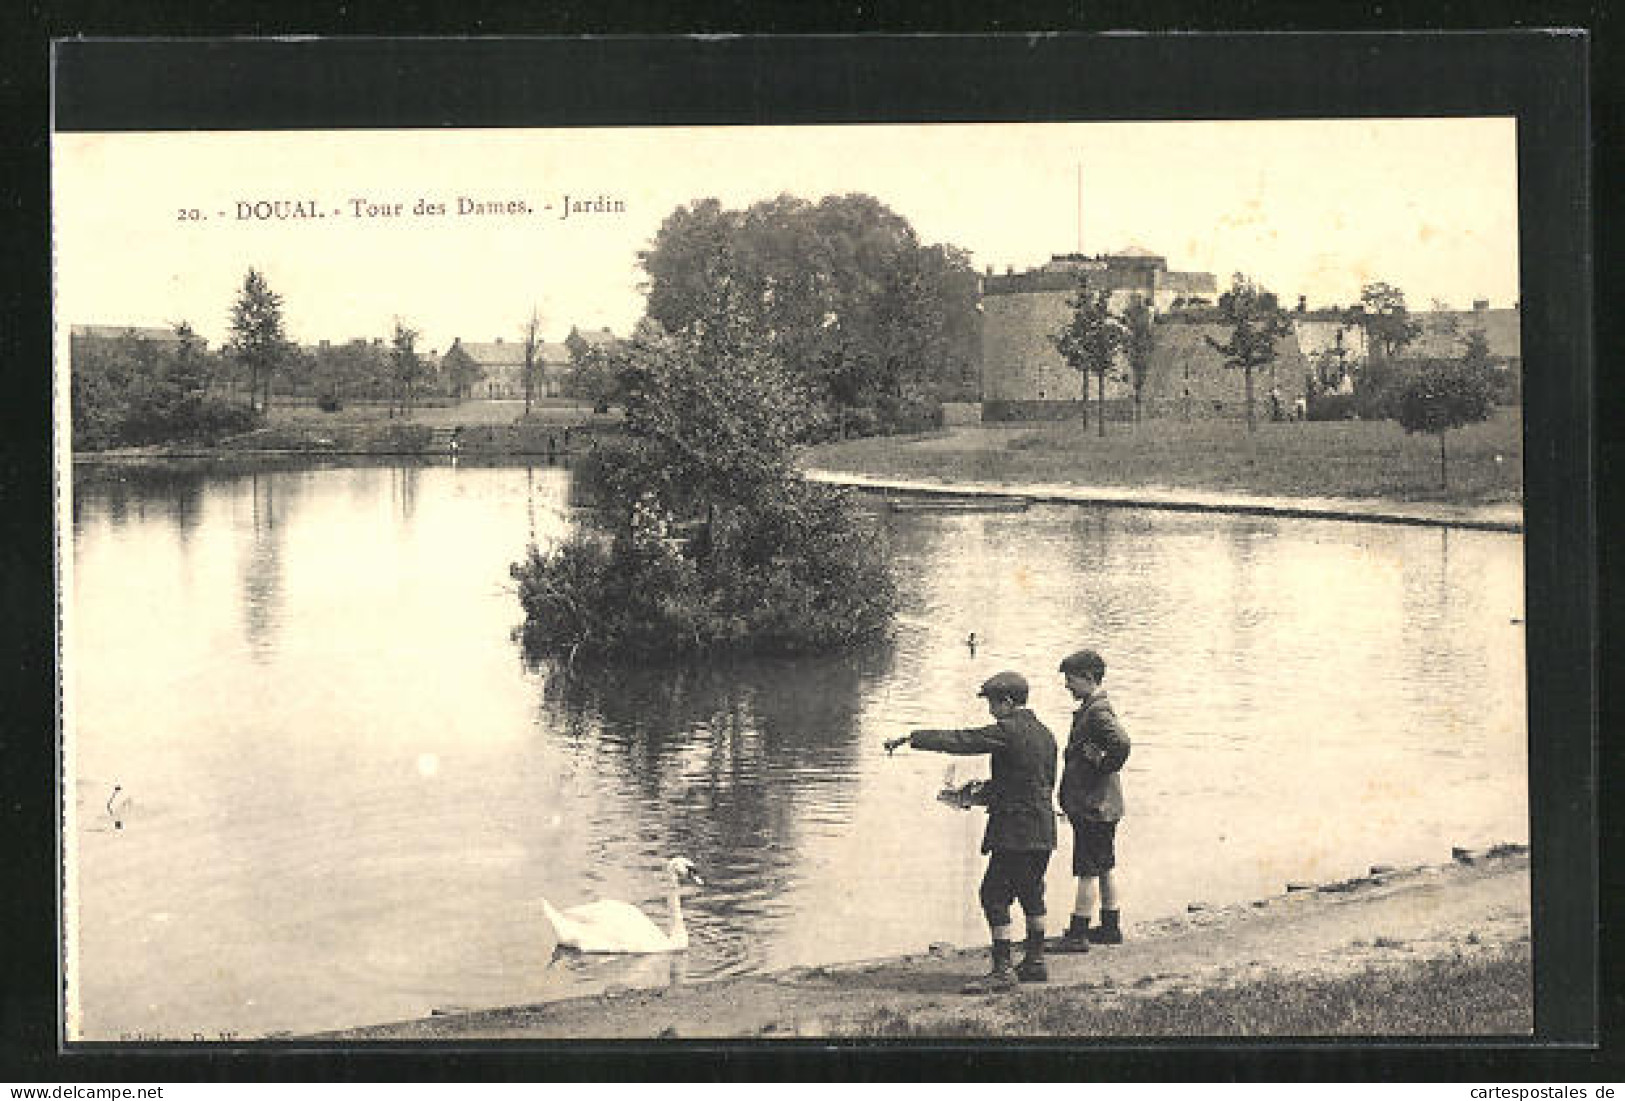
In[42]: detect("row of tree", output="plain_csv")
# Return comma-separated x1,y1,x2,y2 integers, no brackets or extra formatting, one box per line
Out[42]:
1051,271,1304,435
224,268,445,415
1307,281,1500,485
1051,285,1157,434
70,323,259,450
1051,272,1500,484
72,269,460,448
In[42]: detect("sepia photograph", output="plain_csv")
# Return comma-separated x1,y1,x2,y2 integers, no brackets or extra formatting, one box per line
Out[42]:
47,37,1589,1055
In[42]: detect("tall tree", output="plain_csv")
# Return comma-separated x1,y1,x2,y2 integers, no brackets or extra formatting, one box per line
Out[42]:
314,339,389,407
1122,294,1156,426
1206,274,1294,433
168,321,212,396
1426,297,1462,342
1051,279,1124,437
1459,327,1493,370
637,192,977,436
389,319,425,417
1395,358,1496,488
225,268,289,413
521,307,543,417
1346,281,1422,362
563,330,618,410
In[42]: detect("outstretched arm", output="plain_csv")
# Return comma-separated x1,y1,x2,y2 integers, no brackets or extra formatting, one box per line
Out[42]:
906,725,1009,756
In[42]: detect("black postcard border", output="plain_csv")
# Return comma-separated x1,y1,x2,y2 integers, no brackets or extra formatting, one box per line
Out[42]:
8,29,1606,1082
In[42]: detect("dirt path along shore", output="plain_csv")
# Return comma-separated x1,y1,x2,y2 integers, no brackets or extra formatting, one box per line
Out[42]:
324,850,1530,1041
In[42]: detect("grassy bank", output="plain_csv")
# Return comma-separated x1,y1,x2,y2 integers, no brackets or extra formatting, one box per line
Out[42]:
800,411,1522,507
263,398,615,429
845,943,1532,1038
325,853,1529,1042
73,399,624,460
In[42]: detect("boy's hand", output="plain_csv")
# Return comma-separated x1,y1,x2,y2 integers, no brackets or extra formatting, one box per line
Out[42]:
884,735,911,754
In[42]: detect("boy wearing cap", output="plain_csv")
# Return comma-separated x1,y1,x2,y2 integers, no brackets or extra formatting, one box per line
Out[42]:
884,671,1058,993
1054,648,1132,951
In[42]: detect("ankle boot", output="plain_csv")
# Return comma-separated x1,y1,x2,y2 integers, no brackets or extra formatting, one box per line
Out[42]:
1050,914,1092,953
1015,930,1049,982
1087,909,1123,945
962,939,1017,994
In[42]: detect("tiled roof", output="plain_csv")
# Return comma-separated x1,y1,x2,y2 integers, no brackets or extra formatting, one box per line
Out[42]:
1408,309,1521,360
450,340,525,367
449,339,571,368
71,323,184,343
1158,271,1216,294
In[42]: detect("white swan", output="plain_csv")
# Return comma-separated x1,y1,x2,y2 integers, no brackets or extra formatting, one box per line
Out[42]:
542,857,703,954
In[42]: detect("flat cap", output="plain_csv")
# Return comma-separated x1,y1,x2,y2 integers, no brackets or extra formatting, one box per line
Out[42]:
1058,649,1106,679
977,670,1029,704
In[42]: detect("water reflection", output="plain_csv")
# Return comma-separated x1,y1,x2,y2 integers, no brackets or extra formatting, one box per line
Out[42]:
67,463,1527,1038
531,649,895,965
240,472,285,662
391,464,420,526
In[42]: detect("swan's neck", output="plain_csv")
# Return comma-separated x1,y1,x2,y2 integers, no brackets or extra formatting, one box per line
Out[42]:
666,878,687,941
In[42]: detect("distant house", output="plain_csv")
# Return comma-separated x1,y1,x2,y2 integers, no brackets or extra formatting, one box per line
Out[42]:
1290,312,1368,393
70,323,186,347
443,336,572,399
568,325,622,356
1409,301,1522,366
979,247,1523,421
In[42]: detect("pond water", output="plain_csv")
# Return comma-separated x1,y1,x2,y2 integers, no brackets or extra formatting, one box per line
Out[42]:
65,461,1527,1039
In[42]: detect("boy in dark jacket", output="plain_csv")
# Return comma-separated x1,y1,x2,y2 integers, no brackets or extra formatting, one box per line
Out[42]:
1054,648,1131,952
885,671,1059,993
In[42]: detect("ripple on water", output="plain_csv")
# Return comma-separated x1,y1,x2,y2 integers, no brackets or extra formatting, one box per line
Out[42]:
66,463,1528,1037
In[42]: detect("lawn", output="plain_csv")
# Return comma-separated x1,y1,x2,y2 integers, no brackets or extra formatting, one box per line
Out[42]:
845,943,1533,1038
264,397,613,428
800,410,1523,507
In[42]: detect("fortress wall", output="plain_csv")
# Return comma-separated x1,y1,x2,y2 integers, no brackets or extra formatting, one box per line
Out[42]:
980,289,1094,402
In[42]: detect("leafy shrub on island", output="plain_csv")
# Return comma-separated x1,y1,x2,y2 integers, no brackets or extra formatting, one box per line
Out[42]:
514,476,894,657
512,319,897,659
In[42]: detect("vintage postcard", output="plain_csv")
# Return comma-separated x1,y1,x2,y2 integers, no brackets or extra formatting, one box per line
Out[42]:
51,39,1580,1050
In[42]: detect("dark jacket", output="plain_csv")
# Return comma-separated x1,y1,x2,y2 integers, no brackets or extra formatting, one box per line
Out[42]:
1059,689,1130,822
910,709,1058,853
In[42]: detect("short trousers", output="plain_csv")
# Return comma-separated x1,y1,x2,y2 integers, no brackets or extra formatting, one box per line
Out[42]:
1070,817,1119,876
979,849,1051,926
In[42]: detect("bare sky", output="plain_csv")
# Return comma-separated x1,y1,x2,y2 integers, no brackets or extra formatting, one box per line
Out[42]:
53,118,1519,353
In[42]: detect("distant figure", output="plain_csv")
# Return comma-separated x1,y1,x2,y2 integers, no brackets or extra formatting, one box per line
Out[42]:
448,427,462,456
1269,387,1284,422
966,632,978,655
885,671,1059,993
1293,395,1307,421
1052,649,1132,952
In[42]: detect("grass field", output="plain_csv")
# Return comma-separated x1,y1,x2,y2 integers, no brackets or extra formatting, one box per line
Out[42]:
265,398,613,428
846,943,1532,1038
801,410,1523,507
